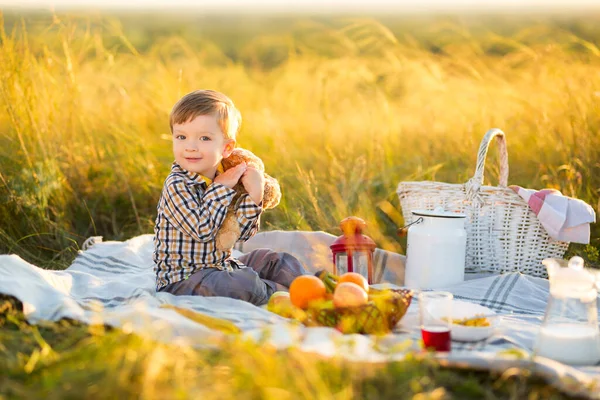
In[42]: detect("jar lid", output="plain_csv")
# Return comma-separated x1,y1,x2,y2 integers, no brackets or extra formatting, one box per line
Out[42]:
411,206,466,219
544,256,598,299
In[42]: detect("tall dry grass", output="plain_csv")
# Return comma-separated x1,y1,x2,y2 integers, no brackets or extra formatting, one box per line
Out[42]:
0,11,594,399
0,12,599,269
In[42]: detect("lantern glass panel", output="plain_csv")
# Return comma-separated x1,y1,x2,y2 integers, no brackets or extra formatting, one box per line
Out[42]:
335,252,348,275
353,251,369,279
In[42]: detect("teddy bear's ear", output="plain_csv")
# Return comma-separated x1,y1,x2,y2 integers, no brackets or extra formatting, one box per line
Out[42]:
221,147,242,171
230,147,243,157
235,148,265,171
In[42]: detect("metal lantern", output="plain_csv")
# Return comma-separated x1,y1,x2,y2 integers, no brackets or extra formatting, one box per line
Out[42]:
330,216,376,284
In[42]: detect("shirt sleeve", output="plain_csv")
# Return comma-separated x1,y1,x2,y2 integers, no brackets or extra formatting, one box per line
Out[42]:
162,179,236,242
235,193,263,242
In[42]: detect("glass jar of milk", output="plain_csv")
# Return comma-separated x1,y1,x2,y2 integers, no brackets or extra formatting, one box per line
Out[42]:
534,256,600,365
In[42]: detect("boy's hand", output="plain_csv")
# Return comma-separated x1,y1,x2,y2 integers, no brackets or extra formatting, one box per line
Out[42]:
241,167,265,206
214,163,247,189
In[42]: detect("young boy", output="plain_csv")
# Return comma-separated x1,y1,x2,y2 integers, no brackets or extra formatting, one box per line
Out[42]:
153,89,307,306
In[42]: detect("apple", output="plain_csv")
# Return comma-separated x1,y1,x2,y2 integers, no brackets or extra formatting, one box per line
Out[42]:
268,291,291,307
266,291,307,321
333,282,368,308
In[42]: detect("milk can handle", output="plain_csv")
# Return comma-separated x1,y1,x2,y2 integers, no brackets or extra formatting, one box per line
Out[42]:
397,217,424,237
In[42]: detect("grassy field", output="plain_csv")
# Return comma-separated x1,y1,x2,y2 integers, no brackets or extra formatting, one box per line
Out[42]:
1,9,599,399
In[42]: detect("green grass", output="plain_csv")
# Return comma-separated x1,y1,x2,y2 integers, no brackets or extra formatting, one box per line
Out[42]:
0,9,599,399
0,295,571,399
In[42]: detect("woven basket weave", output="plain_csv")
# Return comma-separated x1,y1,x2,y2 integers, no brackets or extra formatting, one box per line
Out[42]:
397,128,568,278
304,288,413,334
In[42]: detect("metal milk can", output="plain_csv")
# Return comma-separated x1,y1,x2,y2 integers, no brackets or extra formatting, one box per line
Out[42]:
404,207,467,289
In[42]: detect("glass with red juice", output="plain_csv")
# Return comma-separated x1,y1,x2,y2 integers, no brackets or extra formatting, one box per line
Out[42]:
418,291,453,352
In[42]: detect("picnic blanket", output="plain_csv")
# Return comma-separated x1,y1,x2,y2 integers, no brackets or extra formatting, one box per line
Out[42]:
1,231,599,399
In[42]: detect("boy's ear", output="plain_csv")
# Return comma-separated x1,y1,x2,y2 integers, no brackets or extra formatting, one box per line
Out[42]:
222,139,235,158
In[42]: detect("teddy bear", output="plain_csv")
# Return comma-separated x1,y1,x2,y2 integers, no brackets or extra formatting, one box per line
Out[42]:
215,147,282,251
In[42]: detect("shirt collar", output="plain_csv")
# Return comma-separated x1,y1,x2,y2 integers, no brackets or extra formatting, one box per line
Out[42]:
171,162,224,187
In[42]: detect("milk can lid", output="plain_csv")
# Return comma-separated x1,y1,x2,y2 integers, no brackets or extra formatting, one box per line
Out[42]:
411,206,466,219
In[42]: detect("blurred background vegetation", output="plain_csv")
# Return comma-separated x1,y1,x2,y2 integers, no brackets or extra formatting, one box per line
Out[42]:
1,9,598,399
0,10,599,270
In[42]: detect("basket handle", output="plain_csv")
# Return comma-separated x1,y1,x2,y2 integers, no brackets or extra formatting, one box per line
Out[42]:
465,128,509,202
471,128,509,186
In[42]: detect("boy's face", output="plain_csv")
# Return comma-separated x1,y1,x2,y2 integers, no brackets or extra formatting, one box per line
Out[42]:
172,114,235,179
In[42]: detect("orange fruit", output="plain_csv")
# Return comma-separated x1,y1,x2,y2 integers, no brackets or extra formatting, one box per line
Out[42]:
289,275,327,309
338,272,369,293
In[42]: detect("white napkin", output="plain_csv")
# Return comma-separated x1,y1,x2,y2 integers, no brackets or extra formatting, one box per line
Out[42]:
510,186,596,243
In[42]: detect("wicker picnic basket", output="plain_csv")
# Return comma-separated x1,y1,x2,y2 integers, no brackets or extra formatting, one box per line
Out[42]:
397,128,568,278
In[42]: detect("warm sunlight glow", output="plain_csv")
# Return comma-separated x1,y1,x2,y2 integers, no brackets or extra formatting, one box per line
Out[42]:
3,0,600,12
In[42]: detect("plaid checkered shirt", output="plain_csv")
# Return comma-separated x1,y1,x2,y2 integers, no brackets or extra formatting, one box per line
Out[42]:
153,162,263,290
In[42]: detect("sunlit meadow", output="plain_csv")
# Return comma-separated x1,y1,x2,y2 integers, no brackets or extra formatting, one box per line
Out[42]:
1,10,599,398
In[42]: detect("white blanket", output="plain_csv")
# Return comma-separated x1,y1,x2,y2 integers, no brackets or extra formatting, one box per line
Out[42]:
1,231,599,399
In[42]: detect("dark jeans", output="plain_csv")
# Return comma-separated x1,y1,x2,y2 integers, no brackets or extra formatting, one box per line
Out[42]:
158,249,307,306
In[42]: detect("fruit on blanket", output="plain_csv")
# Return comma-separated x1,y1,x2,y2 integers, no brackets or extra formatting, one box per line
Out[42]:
305,287,412,334
333,282,368,308
338,272,369,293
268,291,291,307
336,314,360,334
316,270,339,293
289,275,327,309
266,296,307,321
368,288,401,314
371,288,402,301
308,298,335,311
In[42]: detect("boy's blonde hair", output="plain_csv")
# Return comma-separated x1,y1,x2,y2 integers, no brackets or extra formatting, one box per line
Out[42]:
169,90,242,140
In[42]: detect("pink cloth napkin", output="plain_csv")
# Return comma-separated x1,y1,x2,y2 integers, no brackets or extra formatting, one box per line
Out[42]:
509,186,596,244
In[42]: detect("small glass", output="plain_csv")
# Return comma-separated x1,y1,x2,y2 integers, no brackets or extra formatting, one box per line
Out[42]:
419,291,453,352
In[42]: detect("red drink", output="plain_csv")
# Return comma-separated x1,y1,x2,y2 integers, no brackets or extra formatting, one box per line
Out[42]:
421,326,451,352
